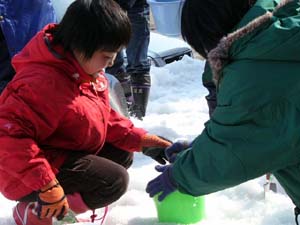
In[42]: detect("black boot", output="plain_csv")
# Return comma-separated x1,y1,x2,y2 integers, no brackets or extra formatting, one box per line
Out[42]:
130,73,151,120
114,71,132,99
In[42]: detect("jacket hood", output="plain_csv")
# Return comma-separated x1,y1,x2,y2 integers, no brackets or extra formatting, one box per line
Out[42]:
208,0,300,83
11,24,94,84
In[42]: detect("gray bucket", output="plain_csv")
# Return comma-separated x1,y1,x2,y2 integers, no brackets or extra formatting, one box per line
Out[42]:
148,0,185,37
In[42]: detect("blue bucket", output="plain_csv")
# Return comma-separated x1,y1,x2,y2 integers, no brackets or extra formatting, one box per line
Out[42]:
148,0,185,37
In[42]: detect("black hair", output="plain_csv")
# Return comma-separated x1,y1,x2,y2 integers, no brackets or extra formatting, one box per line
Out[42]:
181,0,256,58
51,0,131,59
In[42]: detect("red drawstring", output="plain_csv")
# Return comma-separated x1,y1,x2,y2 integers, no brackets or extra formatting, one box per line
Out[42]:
90,206,109,225
76,206,108,224
100,206,108,225
90,209,97,222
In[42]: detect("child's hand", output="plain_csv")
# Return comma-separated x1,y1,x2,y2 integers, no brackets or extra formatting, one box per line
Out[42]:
141,134,172,164
37,179,69,220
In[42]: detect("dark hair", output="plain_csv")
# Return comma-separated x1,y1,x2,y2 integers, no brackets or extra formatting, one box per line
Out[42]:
181,0,256,58
51,0,131,59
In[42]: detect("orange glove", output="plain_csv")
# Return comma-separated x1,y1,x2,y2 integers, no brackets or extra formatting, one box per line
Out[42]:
141,134,172,164
37,179,69,220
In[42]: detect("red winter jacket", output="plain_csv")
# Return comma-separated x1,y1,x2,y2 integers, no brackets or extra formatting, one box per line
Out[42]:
0,24,146,200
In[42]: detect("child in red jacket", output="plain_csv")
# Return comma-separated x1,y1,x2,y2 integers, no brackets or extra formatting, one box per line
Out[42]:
0,1,171,224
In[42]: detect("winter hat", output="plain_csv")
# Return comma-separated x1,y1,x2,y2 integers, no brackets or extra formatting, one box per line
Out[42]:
181,0,256,58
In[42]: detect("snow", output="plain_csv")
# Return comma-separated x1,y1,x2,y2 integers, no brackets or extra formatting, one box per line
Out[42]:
148,32,191,53
0,56,295,225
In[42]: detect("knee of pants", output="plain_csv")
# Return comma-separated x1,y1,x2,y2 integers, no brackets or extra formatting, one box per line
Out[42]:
57,153,131,209
83,168,130,209
110,170,129,199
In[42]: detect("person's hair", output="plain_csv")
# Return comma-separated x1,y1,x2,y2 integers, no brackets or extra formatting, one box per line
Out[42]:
181,0,256,58
51,0,131,59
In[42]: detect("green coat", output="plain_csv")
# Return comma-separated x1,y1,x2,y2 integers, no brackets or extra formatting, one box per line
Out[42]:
172,0,300,207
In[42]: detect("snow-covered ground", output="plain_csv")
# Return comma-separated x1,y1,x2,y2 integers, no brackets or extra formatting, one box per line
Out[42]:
0,56,295,225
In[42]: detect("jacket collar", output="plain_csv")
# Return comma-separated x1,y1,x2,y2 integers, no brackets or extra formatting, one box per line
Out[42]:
12,23,100,86
43,24,98,85
207,0,293,85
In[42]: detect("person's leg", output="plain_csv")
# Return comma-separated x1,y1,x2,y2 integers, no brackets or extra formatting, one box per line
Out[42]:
0,28,15,93
56,143,133,209
97,142,134,169
273,166,300,223
130,73,151,119
106,51,132,103
126,1,151,119
126,2,150,76
16,143,133,223
106,51,126,75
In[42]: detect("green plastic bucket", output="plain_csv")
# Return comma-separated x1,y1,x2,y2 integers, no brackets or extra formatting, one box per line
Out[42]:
154,191,205,224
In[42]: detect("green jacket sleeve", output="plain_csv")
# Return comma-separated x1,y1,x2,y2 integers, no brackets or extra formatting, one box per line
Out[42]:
172,99,300,196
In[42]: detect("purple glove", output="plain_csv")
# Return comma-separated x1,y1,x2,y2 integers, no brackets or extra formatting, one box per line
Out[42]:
146,165,177,201
165,140,191,163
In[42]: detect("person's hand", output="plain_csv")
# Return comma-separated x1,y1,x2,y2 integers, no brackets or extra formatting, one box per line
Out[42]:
165,140,191,163
37,179,69,220
141,134,172,164
146,165,177,201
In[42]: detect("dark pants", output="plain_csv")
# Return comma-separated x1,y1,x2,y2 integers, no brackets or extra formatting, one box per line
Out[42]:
203,81,217,118
0,28,15,94
18,143,133,209
106,0,151,76
126,3,150,75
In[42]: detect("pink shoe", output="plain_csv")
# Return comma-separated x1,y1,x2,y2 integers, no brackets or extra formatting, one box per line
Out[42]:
67,193,89,214
67,193,108,224
13,202,52,225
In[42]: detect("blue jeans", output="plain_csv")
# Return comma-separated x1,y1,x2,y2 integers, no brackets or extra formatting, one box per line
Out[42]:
107,1,150,76
126,3,150,75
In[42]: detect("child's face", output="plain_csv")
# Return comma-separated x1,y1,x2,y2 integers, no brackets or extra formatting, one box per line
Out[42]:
74,49,118,75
